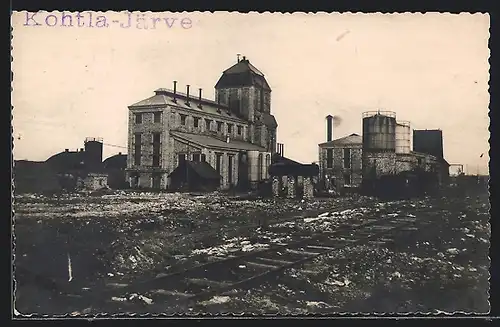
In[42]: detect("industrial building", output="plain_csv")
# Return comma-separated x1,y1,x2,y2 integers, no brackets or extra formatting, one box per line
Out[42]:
318,111,450,197
318,115,363,193
14,138,126,193
125,56,279,191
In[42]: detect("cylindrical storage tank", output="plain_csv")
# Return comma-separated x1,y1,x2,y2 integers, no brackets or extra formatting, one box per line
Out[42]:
362,111,396,152
395,121,411,154
247,150,259,182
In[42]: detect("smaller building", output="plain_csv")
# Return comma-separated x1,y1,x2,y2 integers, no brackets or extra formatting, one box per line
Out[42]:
269,154,319,199
168,160,221,192
103,152,128,189
318,133,363,193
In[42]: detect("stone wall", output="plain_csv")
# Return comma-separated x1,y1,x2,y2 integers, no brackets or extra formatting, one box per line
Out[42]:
319,145,363,189
362,151,397,181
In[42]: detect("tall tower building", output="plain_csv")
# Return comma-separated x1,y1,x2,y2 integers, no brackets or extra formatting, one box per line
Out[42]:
214,56,278,153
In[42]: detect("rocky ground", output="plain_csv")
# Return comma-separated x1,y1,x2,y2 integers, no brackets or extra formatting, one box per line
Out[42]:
13,188,490,316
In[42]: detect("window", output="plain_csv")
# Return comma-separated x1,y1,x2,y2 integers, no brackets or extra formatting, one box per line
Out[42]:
215,153,222,174
152,132,161,167
194,117,200,128
193,153,201,162
180,114,187,125
227,124,233,134
326,149,333,168
228,155,234,185
153,112,162,123
343,148,351,169
237,126,242,135
201,154,206,162
178,154,186,165
205,119,212,131
135,113,142,124
344,173,351,186
217,121,223,132
134,133,142,165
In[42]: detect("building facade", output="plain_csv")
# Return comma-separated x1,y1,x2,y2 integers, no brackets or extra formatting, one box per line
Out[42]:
125,56,278,191
318,133,363,192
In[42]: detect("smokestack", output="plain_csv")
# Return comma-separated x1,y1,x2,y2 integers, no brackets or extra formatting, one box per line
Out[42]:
237,53,241,63
198,88,202,108
172,81,177,103
326,115,333,142
185,85,190,106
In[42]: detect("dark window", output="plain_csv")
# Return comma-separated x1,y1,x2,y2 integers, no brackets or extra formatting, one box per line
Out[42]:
205,119,212,131
178,154,186,166
228,155,233,185
180,114,187,125
194,117,200,128
193,153,201,162
153,112,162,123
217,121,223,132
237,126,242,135
228,124,233,134
201,154,206,162
134,133,142,165
216,153,222,174
344,173,351,185
343,148,351,169
326,149,333,168
152,155,160,167
135,113,142,124
152,132,161,167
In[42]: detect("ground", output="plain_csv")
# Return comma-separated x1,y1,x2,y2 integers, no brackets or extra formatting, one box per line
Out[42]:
13,188,490,316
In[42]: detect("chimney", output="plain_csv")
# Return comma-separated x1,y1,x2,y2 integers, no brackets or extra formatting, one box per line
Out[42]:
185,85,190,106
79,148,84,152
326,115,333,142
242,56,246,61
65,149,69,152
172,81,177,103
118,152,122,155
198,88,202,108
237,53,241,63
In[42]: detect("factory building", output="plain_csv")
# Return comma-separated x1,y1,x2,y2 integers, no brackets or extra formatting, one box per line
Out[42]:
361,111,449,196
125,56,279,191
318,115,362,193
14,137,124,193
318,111,450,197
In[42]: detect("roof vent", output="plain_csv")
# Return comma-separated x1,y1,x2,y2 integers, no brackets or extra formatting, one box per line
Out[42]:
118,152,122,155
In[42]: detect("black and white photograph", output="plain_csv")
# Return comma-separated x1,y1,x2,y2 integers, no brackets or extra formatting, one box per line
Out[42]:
11,11,491,316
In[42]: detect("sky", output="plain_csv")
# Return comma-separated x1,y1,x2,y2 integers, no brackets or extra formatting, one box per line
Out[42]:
11,12,490,175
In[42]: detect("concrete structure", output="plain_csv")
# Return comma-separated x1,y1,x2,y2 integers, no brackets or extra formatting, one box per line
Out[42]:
81,173,108,190
269,154,319,199
126,56,278,191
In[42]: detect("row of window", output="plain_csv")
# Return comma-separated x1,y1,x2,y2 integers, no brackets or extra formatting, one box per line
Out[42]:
135,112,162,124
133,132,162,167
179,113,243,135
326,148,352,169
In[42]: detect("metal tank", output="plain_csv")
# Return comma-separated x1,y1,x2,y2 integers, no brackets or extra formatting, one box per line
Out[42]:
362,111,397,152
395,121,411,154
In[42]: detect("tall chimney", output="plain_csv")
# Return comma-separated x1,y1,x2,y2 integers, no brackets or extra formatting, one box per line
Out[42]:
326,115,333,142
172,81,177,103
185,85,190,106
198,88,202,108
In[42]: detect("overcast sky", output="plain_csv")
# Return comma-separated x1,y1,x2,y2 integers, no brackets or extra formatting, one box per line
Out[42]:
12,12,490,175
